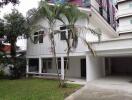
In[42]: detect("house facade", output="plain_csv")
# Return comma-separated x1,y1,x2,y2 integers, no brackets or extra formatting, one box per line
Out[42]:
26,0,132,82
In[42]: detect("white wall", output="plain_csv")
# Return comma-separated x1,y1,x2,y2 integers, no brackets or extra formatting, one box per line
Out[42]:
67,56,85,78
27,12,117,57
86,55,105,82
117,1,132,33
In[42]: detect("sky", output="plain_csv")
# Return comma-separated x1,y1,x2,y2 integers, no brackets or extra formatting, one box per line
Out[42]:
0,0,40,19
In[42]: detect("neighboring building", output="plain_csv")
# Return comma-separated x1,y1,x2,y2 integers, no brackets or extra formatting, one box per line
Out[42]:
26,0,132,82
116,0,132,35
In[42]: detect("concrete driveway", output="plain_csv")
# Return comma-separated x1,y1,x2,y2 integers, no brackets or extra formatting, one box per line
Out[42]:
66,76,132,100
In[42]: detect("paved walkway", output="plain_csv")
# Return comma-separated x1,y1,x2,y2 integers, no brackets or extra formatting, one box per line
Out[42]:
66,76,132,100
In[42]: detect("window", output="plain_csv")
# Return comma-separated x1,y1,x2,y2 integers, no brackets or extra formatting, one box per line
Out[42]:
42,58,52,73
60,26,67,40
33,31,44,44
29,58,39,72
129,3,132,8
60,31,66,40
39,31,44,43
34,32,39,44
130,20,132,24
57,57,69,69
60,26,73,40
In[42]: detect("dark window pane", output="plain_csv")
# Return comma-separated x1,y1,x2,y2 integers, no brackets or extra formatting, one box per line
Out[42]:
58,61,61,69
34,36,38,44
29,58,39,72
39,35,43,43
48,61,52,69
60,26,66,30
60,31,66,40
64,60,69,69
39,31,44,35
34,32,38,35
57,58,61,60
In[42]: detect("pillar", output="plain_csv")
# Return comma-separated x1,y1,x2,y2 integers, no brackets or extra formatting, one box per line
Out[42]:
61,57,64,80
39,58,42,74
26,58,29,77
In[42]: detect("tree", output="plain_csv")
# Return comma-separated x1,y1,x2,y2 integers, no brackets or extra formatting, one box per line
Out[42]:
27,1,67,87
57,3,101,87
27,1,101,87
0,0,19,7
4,9,28,61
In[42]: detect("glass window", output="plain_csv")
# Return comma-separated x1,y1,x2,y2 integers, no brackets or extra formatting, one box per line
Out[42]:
57,57,69,69
34,32,39,44
129,3,132,8
33,31,44,44
29,58,39,72
39,34,43,43
60,26,67,40
60,31,66,40
130,20,132,24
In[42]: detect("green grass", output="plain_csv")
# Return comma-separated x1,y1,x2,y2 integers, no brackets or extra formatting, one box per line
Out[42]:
0,78,81,100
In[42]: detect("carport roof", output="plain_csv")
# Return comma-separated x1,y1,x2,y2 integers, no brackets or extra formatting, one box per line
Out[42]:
86,37,132,57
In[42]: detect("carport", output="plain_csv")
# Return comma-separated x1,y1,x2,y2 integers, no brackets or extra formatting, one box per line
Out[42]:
105,57,132,76
85,37,132,82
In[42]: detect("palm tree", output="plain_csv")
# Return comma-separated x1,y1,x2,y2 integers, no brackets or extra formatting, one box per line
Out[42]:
27,1,101,87
27,0,66,87
59,3,101,87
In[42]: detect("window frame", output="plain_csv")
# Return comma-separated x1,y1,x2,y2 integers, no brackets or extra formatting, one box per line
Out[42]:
33,30,44,44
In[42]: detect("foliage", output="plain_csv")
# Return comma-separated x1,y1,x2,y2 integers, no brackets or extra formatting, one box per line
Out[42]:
9,58,26,79
0,68,4,79
3,9,29,58
0,0,19,7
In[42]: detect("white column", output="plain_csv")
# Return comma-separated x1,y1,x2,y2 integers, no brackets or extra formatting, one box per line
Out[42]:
61,57,64,80
26,58,29,77
86,54,105,82
39,58,42,74
86,55,97,82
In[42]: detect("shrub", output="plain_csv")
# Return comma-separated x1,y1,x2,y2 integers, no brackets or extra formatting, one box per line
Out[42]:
0,69,4,79
10,58,26,79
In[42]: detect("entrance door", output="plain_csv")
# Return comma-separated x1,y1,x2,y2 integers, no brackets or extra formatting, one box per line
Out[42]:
81,59,86,77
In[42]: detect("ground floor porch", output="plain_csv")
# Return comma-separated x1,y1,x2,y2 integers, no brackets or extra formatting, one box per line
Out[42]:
26,55,132,83
26,56,87,81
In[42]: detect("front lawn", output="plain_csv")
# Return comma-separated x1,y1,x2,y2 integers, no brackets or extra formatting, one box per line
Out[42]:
0,78,81,100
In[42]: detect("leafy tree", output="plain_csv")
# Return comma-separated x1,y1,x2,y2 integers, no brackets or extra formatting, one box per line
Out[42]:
4,9,28,61
0,0,19,7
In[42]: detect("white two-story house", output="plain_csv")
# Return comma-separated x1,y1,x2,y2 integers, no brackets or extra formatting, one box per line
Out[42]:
26,0,132,82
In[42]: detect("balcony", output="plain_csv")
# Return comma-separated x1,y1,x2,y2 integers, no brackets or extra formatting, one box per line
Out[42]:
117,24,132,34
116,8,132,19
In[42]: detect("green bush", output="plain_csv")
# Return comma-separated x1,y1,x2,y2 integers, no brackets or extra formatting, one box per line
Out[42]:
10,58,26,79
0,70,4,79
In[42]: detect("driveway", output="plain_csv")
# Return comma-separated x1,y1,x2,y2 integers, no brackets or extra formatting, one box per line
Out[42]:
66,76,132,100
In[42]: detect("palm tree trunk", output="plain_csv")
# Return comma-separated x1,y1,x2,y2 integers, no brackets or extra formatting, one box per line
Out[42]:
50,26,62,87
62,39,70,87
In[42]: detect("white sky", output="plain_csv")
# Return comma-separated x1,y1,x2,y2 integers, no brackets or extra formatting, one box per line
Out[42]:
0,0,40,19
